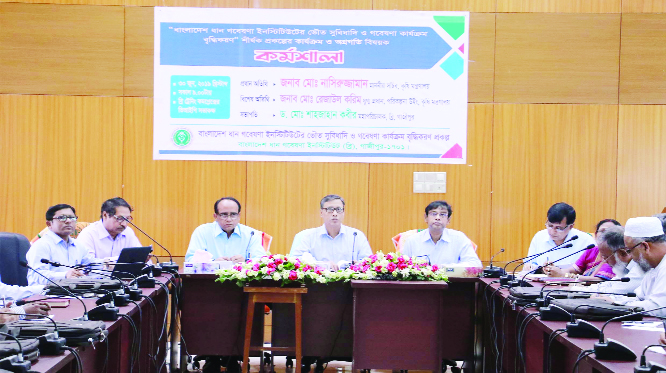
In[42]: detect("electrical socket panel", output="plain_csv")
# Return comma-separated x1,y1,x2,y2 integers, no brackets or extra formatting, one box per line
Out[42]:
413,172,446,194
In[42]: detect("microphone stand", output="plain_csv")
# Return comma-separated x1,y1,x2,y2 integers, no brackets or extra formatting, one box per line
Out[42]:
0,331,31,372
121,217,179,272
0,311,66,355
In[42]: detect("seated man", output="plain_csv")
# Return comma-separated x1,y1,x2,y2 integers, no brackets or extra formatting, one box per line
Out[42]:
615,216,666,316
0,303,51,322
26,204,97,285
526,202,596,268
77,197,142,260
579,226,646,294
402,200,482,267
290,194,372,270
185,197,265,263
1,275,50,321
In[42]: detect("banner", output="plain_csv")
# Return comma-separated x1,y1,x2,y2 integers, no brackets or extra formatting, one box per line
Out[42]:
154,7,469,163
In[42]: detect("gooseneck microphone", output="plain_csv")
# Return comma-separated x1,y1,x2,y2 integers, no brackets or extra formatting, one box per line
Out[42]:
539,277,631,300
245,231,255,261
0,331,30,372
0,311,66,355
483,248,505,278
635,344,666,372
19,260,89,320
119,216,179,271
518,244,595,287
500,235,579,285
351,232,357,264
595,305,666,361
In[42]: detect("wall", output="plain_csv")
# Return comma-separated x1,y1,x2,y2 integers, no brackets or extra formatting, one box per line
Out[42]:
1,0,665,262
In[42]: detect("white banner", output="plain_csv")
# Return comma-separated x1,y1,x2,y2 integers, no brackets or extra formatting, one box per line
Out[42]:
154,7,469,163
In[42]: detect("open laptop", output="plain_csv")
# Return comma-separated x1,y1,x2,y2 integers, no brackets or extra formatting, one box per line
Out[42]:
111,246,153,279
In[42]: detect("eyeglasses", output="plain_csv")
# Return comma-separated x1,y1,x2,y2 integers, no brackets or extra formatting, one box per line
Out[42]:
428,212,449,218
624,241,645,254
217,212,239,220
545,223,572,232
322,207,344,214
113,215,133,222
52,215,78,222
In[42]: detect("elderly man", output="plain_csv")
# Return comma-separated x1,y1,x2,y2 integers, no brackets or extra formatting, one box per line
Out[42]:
525,202,596,268
27,204,97,285
402,200,482,267
185,197,265,263
77,197,143,260
290,194,372,270
614,216,666,316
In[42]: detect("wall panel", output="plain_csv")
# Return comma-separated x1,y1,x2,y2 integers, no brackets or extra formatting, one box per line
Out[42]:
0,0,122,6
491,104,618,262
372,0,494,12
622,0,666,13
495,13,621,104
245,162,369,256
616,105,666,222
251,0,371,9
497,0,620,13
367,104,493,259
0,95,123,240
619,14,666,105
122,97,247,256
125,7,154,97
125,0,247,8
468,13,495,103
0,3,124,96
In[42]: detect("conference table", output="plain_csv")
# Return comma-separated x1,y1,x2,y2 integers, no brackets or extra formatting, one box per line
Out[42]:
16,274,171,373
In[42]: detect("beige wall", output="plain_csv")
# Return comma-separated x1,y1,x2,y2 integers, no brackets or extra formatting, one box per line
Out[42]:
2,0,666,263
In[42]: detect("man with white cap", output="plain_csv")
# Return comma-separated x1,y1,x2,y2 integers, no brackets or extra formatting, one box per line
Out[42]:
617,216,666,316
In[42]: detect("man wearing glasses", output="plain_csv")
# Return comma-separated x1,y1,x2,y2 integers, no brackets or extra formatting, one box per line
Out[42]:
525,202,595,269
289,194,372,270
185,197,264,263
402,200,482,267
614,216,666,316
27,204,98,285
77,197,142,260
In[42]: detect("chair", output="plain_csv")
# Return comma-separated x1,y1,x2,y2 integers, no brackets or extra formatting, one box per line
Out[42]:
0,233,31,286
261,232,273,254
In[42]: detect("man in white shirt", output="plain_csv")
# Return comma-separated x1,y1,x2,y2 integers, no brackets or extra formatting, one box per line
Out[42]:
618,216,666,316
27,204,97,285
77,197,142,260
290,195,372,270
402,200,482,267
185,197,265,263
0,275,49,321
526,202,596,268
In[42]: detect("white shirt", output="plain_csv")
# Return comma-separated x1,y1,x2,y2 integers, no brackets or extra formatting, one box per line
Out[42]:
185,223,265,262
585,260,646,295
289,225,372,264
526,228,596,266
77,220,142,259
402,228,482,267
621,257,666,316
0,273,44,301
26,230,98,285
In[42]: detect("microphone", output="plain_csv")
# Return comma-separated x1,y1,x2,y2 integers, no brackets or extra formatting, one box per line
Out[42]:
0,331,31,372
245,231,255,262
500,235,578,285
517,244,594,287
539,276,631,301
351,232,358,264
0,311,66,355
19,260,90,321
79,262,156,288
635,344,666,372
119,216,179,271
40,259,134,303
594,305,666,361
483,248,505,278
512,243,573,277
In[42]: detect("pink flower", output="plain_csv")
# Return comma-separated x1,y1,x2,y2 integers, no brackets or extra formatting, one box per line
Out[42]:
252,264,260,271
374,265,382,272
397,256,405,264
275,258,283,265
233,265,242,271
397,262,408,270
303,264,311,271
363,265,370,272
432,265,439,271
294,262,301,269
266,268,275,275
314,267,323,275
269,254,274,259
369,254,378,262
386,262,397,272
267,262,276,269
350,264,360,271
288,271,298,281
386,253,394,260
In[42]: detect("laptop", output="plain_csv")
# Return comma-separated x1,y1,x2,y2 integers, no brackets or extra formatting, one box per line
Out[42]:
111,246,153,279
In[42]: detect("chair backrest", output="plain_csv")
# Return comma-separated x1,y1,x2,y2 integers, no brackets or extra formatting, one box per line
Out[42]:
261,232,273,254
0,232,30,286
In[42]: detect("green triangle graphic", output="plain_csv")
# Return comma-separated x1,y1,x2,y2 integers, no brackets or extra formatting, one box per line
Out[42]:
433,15,466,40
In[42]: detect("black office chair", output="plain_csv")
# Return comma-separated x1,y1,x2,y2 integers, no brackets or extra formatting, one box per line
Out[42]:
0,232,31,286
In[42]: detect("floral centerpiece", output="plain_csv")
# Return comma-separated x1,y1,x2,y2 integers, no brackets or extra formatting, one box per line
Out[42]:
216,252,448,287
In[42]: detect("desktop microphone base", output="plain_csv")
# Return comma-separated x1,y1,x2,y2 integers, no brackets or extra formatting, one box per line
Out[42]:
37,333,67,355
159,262,179,272
566,320,601,339
88,305,119,321
0,355,31,373
594,338,637,361
483,266,506,278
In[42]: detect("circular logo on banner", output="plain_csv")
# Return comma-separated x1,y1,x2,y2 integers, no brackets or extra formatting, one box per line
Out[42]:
172,129,192,147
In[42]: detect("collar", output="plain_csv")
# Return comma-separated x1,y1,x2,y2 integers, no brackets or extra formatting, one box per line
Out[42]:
544,228,576,244
214,222,240,237
318,224,347,238
44,229,74,247
96,219,128,240
424,228,450,243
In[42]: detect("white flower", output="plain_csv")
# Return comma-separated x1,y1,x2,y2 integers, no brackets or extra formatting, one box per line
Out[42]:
272,273,281,281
